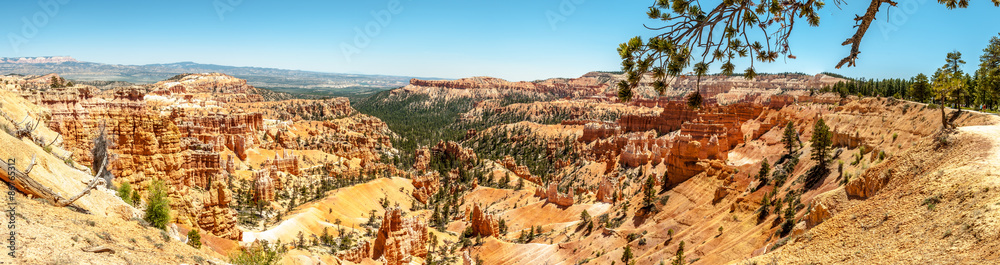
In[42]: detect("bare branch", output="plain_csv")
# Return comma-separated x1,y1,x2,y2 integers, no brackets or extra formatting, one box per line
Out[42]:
836,0,898,68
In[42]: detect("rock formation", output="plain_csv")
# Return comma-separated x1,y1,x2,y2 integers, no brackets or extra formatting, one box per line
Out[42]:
337,240,372,263
149,73,264,103
411,172,440,204
194,180,242,240
497,155,537,184
534,183,574,207
262,149,300,175
467,203,500,237
372,208,428,265
413,147,431,173
595,177,616,204
254,169,276,202
431,141,478,166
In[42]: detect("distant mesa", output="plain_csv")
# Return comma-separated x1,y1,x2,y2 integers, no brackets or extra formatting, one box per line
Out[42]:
0,56,78,64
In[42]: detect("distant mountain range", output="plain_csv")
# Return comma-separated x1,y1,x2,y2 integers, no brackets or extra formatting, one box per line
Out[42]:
0,56,433,97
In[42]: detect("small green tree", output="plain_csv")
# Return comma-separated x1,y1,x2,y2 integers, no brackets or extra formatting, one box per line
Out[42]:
49,76,61,88
810,118,832,168
580,210,591,225
144,179,171,230
757,158,770,183
187,228,202,249
117,182,133,205
621,245,633,264
672,241,685,265
932,51,968,129
642,175,656,209
910,73,932,103
782,122,797,155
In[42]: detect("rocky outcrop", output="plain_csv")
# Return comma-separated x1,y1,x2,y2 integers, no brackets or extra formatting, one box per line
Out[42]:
411,172,440,204
262,149,300,176
195,180,241,240
296,114,396,165
254,169,276,202
414,147,431,173
372,208,428,265
845,164,894,199
596,177,616,203
431,141,478,165
406,75,605,98
535,183,574,207
468,203,500,237
618,101,698,133
176,111,263,160
150,73,264,103
805,190,845,228
234,98,354,121
580,121,621,142
498,156,537,184
338,240,372,263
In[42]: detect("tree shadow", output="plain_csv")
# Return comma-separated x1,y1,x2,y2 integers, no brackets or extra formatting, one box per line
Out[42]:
805,165,830,190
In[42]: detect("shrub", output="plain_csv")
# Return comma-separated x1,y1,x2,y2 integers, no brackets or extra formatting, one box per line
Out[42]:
144,179,171,230
621,245,633,264
117,182,133,205
187,229,202,249
229,241,284,265
922,195,942,210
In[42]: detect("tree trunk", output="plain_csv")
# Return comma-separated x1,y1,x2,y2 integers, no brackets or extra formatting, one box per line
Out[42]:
1,156,107,207
0,155,66,205
941,103,947,129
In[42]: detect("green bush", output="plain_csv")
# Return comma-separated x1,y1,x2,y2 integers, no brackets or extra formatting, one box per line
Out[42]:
187,228,202,249
144,179,171,230
230,241,283,265
117,182,133,205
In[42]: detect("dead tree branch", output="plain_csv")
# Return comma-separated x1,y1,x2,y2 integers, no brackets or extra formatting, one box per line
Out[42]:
836,0,898,68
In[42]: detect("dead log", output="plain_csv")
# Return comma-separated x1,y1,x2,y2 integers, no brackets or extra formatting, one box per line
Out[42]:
81,246,115,254
0,154,108,207
0,154,67,205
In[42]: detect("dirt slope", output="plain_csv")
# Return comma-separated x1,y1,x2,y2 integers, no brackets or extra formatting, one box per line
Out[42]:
739,117,1000,264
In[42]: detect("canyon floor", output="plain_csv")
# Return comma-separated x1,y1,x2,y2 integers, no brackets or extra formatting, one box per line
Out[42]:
0,72,997,265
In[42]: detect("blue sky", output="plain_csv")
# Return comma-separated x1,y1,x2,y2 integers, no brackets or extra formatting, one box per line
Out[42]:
1,0,998,81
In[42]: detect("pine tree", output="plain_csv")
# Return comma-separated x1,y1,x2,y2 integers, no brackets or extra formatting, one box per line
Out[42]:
910,73,932,103
978,34,1000,110
672,241,685,265
757,158,770,183
642,175,656,210
621,245,633,264
782,122,797,155
934,51,968,129
810,118,832,167
49,76,60,88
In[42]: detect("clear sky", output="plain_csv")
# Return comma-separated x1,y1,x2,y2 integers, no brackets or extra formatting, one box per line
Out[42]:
1,0,998,81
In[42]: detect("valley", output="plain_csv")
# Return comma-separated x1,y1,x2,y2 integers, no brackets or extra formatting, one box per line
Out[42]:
1,69,998,265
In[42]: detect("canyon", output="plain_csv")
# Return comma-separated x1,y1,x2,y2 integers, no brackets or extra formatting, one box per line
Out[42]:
2,70,997,265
